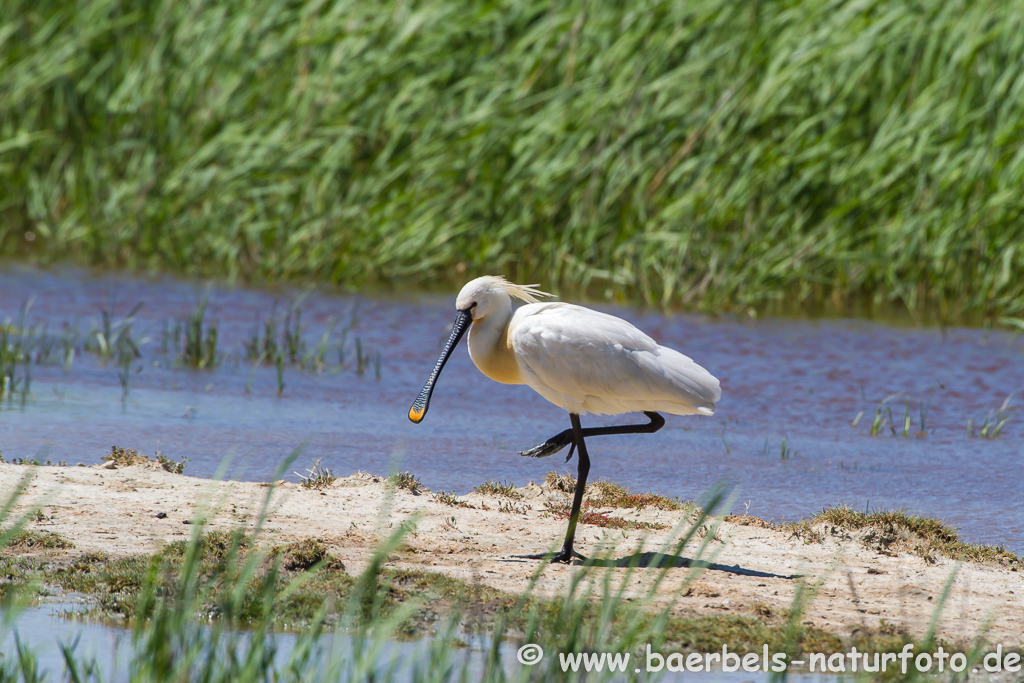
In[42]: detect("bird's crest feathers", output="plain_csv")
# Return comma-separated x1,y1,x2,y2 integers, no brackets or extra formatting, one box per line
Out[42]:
478,276,553,304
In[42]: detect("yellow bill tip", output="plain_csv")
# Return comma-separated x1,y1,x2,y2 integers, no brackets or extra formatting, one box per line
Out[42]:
408,405,425,423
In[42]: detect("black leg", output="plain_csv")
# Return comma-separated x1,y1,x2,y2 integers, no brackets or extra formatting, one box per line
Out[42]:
514,412,665,564
551,413,591,562
519,411,665,460
513,412,591,563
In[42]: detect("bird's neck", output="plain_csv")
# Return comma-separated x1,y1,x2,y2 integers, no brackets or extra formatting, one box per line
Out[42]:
468,303,523,385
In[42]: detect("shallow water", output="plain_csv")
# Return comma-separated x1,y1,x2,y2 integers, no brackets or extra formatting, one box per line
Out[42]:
0,601,501,681
1,264,1022,552
3,602,843,682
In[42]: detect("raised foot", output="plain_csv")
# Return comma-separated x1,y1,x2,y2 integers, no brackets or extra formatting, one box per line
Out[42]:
519,430,573,459
513,547,580,564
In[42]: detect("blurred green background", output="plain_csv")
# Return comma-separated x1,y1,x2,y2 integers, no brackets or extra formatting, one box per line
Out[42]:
1,0,1022,324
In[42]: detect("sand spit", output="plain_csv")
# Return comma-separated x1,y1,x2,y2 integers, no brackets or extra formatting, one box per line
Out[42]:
1,463,1021,646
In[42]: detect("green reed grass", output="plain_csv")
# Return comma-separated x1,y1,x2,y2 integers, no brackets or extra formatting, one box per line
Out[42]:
245,299,377,382
85,304,142,362
968,394,1015,439
179,297,218,369
1,301,83,404
762,436,795,459
247,304,307,366
2,0,1024,323
857,390,938,438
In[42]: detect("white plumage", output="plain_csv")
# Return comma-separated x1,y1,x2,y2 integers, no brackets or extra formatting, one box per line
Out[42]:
454,276,720,418
506,301,720,416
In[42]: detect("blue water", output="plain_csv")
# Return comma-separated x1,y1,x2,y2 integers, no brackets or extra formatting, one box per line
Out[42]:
1,264,1022,552
3,602,846,682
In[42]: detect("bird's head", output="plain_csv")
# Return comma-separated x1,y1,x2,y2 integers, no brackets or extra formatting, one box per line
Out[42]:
455,275,508,321
409,276,552,423
456,275,553,320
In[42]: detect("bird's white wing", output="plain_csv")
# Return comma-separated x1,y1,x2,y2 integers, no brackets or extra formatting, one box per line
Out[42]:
510,303,721,416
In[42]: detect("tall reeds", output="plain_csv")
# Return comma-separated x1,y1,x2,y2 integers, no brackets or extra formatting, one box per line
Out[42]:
1,0,1023,321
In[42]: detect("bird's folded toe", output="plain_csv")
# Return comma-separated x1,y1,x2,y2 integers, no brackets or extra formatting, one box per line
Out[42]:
518,443,557,458
518,432,573,458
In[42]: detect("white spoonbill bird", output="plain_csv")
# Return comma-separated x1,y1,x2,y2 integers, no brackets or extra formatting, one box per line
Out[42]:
410,276,721,563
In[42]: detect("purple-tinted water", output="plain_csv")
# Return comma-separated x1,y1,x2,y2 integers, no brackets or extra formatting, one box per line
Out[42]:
1,264,1021,552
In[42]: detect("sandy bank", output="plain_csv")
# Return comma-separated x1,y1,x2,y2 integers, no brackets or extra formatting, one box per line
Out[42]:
1,462,1021,646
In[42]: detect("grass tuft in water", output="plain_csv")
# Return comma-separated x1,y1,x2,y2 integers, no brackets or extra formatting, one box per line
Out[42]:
858,390,940,438
179,297,218,369
764,435,797,458
968,394,1015,439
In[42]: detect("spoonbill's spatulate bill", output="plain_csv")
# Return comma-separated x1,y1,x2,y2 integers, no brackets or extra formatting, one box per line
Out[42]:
410,276,721,563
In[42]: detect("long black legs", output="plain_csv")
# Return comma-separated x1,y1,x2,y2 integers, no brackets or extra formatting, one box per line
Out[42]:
519,411,665,460
517,411,665,564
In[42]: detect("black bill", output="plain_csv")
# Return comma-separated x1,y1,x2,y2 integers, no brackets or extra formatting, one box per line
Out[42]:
408,309,473,423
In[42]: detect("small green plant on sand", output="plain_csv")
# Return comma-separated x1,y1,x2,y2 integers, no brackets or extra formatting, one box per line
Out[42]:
497,500,530,515
270,538,345,572
789,505,1021,568
472,480,522,498
103,446,186,473
587,480,685,511
156,451,188,474
102,446,150,467
295,459,336,490
388,471,423,494
432,490,475,509
6,529,74,551
544,471,578,493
